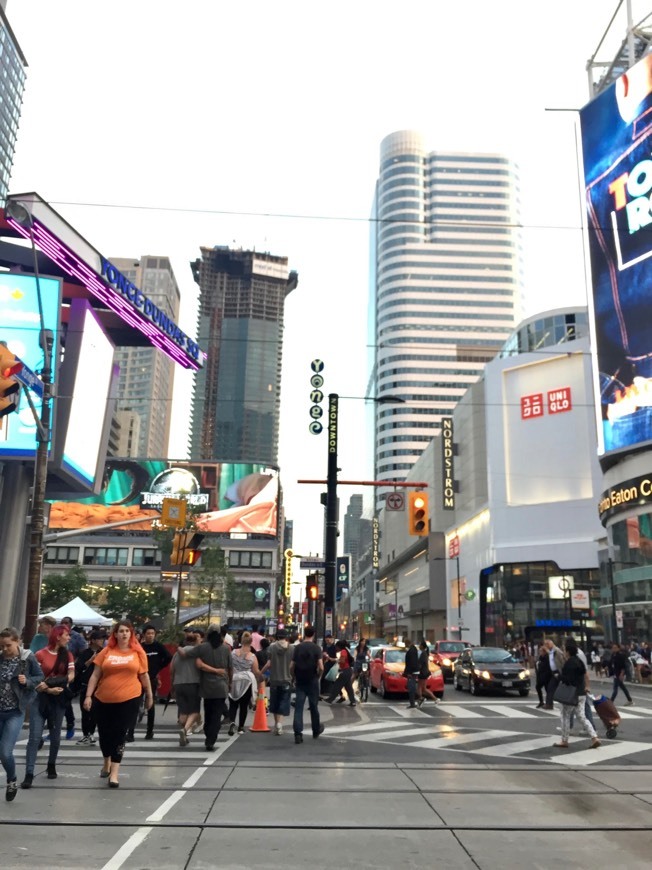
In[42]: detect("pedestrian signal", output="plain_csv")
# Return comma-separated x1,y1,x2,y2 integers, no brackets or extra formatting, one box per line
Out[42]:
408,490,429,536
306,574,319,601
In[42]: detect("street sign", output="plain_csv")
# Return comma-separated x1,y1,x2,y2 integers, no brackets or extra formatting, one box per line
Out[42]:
161,497,187,528
300,559,325,569
364,613,374,624
449,535,460,559
13,357,43,398
325,608,333,634
570,589,590,610
616,609,623,628
386,492,405,511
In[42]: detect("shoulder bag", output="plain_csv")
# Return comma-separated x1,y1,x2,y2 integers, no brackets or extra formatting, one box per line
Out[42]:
553,681,579,706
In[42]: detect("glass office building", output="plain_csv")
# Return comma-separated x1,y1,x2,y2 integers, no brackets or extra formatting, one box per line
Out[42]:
0,5,27,203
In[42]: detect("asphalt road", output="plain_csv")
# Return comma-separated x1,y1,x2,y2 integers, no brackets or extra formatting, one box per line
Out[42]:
1,680,651,869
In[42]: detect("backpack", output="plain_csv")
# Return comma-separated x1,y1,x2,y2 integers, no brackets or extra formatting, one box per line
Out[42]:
293,643,318,680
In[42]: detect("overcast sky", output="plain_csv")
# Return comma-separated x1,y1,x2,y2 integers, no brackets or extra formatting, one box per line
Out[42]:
6,0,645,558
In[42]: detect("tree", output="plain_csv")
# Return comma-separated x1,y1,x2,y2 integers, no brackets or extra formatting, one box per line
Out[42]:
223,573,254,619
102,582,174,626
40,565,90,611
190,547,230,624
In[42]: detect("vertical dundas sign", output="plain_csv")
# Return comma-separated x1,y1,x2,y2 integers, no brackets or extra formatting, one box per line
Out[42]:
580,54,652,459
441,417,455,510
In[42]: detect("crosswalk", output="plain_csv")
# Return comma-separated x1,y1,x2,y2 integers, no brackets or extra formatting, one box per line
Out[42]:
329,718,652,765
385,700,651,721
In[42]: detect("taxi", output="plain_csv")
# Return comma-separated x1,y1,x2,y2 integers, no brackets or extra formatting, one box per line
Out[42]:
370,646,444,699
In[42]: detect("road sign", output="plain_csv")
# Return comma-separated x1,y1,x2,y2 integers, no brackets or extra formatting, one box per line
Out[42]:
161,497,187,528
616,609,623,628
300,559,325,569
13,357,43,398
325,608,333,634
386,492,405,511
571,589,590,610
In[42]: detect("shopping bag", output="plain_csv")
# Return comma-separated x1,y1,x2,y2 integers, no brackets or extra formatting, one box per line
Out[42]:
325,663,339,682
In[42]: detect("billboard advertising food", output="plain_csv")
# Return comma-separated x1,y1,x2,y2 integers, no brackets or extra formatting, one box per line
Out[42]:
48,459,279,537
580,54,652,458
0,273,61,459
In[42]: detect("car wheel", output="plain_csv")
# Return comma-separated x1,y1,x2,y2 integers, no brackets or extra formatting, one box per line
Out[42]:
378,678,386,699
518,688,529,697
469,678,479,696
454,673,463,691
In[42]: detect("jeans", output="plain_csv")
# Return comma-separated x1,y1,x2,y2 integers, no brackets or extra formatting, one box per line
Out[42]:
293,679,321,736
26,700,65,774
406,674,418,706
79,689,96,736
0,709,24,783
611,675,632,703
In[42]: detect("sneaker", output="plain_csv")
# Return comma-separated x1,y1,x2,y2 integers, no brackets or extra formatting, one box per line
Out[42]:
178,728,188,747
228,722,236,737
625,700,634,706
274,724,283,736
191,718,203,734
6,781,17,802
417,698,424,708
66,726,75,740
76,735,92,745
336,697,345,704
313,724,325,739
294,733,303,744
349,702,357,707
237,727,245,734
89,734,97,744
591,737,602,748
20,774,33,790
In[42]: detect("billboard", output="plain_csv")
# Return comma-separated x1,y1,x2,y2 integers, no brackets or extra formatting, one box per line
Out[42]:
0,273,61,459
580,54,652,458
48,459,279,537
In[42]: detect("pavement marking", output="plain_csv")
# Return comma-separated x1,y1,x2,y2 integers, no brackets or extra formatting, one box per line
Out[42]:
347,726,432,743
405,728,514,750
101,827,153,870
548,739,652,766
325,721,401,736
435,704,484,718
480,704,538,719
477,736,559,756
388,705,431,718
146,790,186,822
182,767,208,787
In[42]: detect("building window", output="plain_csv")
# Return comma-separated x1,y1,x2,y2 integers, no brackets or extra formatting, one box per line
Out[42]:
227,550,272,569
44,547,80,565
132,548,160,567
83,547,128,567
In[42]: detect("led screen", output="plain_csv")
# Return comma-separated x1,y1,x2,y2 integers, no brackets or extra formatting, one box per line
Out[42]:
580,55,652,458
0,273,61,459
48,460,279,537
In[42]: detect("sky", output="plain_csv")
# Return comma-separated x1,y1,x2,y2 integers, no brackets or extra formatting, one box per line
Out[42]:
6,0,648,559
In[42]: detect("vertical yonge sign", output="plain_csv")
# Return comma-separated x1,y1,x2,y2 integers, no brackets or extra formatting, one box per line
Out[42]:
101,258,200,363
441,417,455,510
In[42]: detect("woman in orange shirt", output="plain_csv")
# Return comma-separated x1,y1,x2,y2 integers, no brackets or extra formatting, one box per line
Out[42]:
83,621,152,788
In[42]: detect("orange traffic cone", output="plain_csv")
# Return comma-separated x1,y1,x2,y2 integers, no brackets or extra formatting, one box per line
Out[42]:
250,686,270,732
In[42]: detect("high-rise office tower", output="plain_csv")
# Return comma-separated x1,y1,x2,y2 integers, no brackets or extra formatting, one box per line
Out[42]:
371,130,521,488
0,4,27,204
189,246,298,465
111,256,180,457
343,494,364,570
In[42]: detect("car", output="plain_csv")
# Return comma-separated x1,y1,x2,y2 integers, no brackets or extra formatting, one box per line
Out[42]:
370,646,444,699
453,647,530,696
430,640,469,681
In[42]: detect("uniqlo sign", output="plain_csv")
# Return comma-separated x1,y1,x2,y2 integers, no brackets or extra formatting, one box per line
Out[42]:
548,386,572,414
521,393,543,420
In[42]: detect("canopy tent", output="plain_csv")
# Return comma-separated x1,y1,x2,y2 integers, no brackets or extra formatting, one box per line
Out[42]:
41,596,113,627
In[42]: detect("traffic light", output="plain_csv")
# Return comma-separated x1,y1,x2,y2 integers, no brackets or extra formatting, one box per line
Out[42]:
0,343,22,421
170,531,188,566
284,548,293,597
408,490,429,536
306,574,318,601
186,548,201,567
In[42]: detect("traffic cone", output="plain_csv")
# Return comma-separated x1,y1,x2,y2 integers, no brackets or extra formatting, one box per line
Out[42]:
250,686,270,732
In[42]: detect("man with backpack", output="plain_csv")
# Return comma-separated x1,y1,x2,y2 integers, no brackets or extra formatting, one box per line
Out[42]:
290,626,324,744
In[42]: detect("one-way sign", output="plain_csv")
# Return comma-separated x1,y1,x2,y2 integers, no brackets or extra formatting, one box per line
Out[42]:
14,357,44,398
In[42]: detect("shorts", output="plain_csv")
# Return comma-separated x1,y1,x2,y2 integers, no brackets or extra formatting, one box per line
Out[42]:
269,684,291,716
175,683,201,716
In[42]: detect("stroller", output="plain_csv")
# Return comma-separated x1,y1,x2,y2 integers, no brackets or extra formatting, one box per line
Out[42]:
591,694,621,739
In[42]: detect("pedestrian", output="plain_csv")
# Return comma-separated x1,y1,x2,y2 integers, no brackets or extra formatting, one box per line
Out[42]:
544,638,564,709
290,625,324,744
553,639,601,750
129,624,172,741
417,640,437,706
24,624,75,786
251,624,264,652
402,637,420,708
172,628,203,747
261,628,294,734
354,638,371,701
60,616,89,741
535,644,551,708
255,637,270,671
610,643,634,705
28,616,56,654
182,625,232,751
83,620,153,788
325,640,356,707
227,631,260,735
0,627,43,802
321,633,338,694
73,630,106,746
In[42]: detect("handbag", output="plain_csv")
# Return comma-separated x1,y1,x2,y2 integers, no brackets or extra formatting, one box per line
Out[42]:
325,663,339,682
553,681,579,706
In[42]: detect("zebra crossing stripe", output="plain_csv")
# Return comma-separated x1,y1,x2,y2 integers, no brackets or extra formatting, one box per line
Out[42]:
387,705,431,718
434,704,484,718
349,726,432,743
481,704,538,719
477,736,559,756
548,739,650,766
398,728,515,750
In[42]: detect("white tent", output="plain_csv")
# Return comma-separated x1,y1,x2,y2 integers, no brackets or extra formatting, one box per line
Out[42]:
41,596,113,627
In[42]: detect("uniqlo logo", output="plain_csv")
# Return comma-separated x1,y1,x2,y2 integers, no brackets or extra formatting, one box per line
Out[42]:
548,387,572,414
521,393,543,420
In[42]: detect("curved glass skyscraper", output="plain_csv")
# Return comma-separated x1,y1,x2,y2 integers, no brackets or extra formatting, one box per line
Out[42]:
371,130,521,491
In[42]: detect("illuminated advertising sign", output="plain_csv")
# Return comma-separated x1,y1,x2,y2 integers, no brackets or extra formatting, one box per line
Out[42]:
520,393,543,420
598,471,652,523
441,417,455,510
580,55,652,457
48,459,279,537
372,517,380,570
0,273,61,459
336,555,350,602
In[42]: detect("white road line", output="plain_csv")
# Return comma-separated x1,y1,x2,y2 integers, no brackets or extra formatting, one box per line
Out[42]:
477,736,559,756
481,704,537,719
182,767,208,788
349,726,433,743
325,721,402,735
388,705,431,718
548,739,651,766
146,790,185,822
434,704,484,718
404,729,515,750
101,827,153,870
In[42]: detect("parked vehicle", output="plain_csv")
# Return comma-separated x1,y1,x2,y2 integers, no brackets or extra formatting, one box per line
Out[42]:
453,647,530,696
370,646,444,699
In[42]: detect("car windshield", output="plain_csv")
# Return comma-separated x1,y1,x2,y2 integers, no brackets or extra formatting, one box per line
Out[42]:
439,642,466,653
385,650,406,664
472,649,516,664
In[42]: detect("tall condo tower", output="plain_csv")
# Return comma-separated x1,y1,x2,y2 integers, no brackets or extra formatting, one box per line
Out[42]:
372,130,521,489
111,256,180,457
0,4,27,204
189,246,298,465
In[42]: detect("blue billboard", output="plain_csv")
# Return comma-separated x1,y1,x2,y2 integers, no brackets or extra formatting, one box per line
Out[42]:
0,273,60,458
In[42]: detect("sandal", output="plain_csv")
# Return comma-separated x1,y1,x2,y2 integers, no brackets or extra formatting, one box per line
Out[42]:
100,768,110,778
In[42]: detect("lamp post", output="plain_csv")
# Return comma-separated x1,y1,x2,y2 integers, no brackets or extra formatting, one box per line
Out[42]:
6,201,53,644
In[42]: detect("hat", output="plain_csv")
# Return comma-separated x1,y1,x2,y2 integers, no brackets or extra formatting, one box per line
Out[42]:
224,633,234,647
324,632,333,638
276,629,288,640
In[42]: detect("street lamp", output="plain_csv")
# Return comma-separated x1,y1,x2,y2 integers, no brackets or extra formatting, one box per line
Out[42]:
5,200,53,643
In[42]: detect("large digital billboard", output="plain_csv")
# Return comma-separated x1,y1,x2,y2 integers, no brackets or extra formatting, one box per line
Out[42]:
48,460,279,537
580,55,652,459
0,273,61,459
